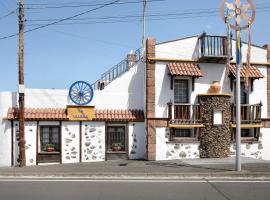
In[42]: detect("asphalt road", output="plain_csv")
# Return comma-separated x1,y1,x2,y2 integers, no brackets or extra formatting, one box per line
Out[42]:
0,179,270,200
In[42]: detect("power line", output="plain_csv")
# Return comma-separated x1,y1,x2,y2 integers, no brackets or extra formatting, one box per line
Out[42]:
0,0,122,40
24,0,166,10
24,7,270,27
0,10,16,21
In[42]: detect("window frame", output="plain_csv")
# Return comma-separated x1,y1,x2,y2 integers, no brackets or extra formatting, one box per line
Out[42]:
39,126,61,153
170,128,198,142
173,77,190,104
233,80,249,104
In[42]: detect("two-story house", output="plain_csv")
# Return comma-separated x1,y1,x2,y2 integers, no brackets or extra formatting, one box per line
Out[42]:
0,33,269,167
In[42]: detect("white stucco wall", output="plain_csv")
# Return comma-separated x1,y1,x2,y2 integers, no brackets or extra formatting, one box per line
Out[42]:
261,128,270,160
0,92,16,166
24,122,37,166
156,127,199,160
81,121,105,162
128,122,146,160
61,121,80,164
92,62,145,110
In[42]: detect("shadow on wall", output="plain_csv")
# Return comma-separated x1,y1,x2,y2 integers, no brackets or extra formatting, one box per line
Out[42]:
127,62,144,110
157,66,171,118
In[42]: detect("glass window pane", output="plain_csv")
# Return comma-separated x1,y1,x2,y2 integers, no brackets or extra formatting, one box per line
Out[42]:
41,127,50,151
174,79,189,103
174,129,191,137
51,127,60,151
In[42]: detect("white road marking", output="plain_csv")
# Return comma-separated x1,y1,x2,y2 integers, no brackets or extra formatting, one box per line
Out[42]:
0,179,270,183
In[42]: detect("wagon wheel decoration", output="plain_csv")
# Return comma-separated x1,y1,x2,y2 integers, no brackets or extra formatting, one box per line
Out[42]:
69,81,94,105
220,0,255,30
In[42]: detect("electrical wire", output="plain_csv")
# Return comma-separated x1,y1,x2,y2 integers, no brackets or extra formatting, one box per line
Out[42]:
24,0,166,9
0,10,16,21
0,0,122,40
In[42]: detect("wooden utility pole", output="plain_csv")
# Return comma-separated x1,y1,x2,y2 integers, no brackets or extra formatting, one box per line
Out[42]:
18,0,26,167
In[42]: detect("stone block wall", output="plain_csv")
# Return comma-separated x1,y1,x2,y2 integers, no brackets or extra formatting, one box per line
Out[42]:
199,94,231,158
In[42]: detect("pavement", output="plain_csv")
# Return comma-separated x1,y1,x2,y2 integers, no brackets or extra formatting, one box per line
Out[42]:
0,157,270,179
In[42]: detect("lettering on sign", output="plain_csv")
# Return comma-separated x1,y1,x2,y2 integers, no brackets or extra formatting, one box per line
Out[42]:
67,106,95,121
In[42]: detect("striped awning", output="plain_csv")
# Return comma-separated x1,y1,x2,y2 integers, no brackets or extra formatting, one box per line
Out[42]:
167,62,203,77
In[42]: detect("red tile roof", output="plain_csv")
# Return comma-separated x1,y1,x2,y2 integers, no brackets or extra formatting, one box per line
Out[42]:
167,62,203,77
5,107,144,122
229,64,264,79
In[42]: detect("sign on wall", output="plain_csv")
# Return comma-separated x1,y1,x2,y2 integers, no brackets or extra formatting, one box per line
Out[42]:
67,106,95,121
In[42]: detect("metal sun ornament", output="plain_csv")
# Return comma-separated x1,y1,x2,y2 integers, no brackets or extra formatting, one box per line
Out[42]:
69,81,94,105
220,0,256,30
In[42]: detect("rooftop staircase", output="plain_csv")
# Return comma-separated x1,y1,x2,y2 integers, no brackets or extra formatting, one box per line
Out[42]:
91,48,142,90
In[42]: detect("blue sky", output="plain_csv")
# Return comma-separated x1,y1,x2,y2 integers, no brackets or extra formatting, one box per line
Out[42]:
0,0,269,91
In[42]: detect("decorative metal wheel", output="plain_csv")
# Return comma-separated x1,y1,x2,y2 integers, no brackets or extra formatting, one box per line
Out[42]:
69,81,94,105
221,0,256,30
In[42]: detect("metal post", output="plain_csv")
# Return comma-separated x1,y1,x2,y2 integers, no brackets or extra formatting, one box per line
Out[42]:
235,29,241,171
18,0,26,167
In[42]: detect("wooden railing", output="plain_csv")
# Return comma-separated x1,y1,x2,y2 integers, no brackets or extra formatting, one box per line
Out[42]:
168,103,201,124
197,33,231,63
231,103,262,124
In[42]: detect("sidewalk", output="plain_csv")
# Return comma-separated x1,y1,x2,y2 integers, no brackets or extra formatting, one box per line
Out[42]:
0,157,270,179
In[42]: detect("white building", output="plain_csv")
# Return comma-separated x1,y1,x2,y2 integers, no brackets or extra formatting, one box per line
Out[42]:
0,33,269,166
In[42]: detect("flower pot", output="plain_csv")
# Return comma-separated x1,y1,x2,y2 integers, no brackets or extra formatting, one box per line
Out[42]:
46,147,55,152
112,146,121,151
208,81,221,94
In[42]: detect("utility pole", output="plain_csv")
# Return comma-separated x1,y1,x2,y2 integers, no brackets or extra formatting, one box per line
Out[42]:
142,0,147,52
18,0,26,167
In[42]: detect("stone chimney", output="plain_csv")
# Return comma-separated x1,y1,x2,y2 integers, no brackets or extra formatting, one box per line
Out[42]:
127,50,136,69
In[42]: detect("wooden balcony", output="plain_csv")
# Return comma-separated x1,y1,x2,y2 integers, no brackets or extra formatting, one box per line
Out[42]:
198,33,231,63
167,103,203,128
231,103,263,127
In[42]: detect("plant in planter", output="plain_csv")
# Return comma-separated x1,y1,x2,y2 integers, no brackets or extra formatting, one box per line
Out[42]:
112,143,122,151
45,144,55,152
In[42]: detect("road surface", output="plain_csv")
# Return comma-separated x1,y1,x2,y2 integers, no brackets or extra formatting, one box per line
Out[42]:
0,178,269,200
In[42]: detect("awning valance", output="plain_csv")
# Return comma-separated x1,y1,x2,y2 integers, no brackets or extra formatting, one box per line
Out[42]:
167,62,203,77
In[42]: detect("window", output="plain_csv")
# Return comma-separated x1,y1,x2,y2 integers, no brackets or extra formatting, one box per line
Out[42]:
173,129,192,138
40,126,60,152
241,129,254,138
174,79,189,103
234,82,248,104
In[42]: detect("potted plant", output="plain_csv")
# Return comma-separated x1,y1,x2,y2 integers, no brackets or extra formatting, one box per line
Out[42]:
45,144,55,152
112,143,122,151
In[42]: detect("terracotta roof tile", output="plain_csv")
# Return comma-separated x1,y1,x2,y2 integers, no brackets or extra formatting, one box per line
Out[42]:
5,107,144,122
229,64,264,79
167,62,203,77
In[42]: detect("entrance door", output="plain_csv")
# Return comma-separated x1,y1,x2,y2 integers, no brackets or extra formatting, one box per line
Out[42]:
106,126,127,160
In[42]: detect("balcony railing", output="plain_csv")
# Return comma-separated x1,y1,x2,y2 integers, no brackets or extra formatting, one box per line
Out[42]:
168,103,201,124
231,103,262,124
197,33,231,63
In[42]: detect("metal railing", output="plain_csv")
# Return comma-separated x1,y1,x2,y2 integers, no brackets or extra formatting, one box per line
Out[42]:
168,103,201,124
231,103,262,124
91,48,142,90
